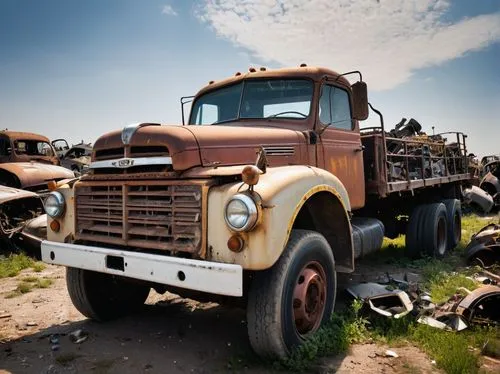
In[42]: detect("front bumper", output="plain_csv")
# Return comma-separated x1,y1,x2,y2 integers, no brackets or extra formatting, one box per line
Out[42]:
41,241,243,297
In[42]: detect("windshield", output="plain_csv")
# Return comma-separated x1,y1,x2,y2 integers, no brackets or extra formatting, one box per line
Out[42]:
189,79,314,125
14,140,55,157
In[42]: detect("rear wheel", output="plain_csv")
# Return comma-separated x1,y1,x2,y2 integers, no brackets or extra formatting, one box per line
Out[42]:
66,267,150,321
443,199,462,250
406,203,448,258
247,230,336,358
421,203,448,257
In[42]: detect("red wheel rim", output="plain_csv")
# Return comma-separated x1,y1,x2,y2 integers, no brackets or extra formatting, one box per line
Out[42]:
292,261,327,336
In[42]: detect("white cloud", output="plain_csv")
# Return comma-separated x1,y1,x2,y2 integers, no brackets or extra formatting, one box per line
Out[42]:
196,0,500,90
162,4,178,16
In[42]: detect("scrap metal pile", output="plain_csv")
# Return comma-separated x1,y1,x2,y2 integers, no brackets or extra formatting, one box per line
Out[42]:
385,118,466,182
0,130,91,256
348,221,500,332
347,272,500,332
463,156,500,214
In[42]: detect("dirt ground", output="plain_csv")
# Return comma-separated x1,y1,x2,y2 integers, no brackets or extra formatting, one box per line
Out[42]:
0,262,445,374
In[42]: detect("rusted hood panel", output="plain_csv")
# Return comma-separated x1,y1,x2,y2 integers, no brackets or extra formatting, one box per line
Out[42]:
187,125,305,167
93,124,307,171
0,162,75,189
0,185,38,204
93,125,199,156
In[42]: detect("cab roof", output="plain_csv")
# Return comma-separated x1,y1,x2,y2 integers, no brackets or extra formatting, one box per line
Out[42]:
194,66,352,97
0,130,50,142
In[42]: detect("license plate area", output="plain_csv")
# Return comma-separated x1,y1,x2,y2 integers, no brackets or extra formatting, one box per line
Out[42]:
106,255,125,271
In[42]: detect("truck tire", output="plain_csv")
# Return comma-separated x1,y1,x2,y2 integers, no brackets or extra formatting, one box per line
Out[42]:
443,199,462,250
247,230,336,358
421,203,448,258
66,267,150,321
405,205,427,258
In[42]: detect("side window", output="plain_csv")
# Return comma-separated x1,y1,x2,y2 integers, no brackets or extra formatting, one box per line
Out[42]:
0,138,9,156
331,87,352,130
318,85,353,130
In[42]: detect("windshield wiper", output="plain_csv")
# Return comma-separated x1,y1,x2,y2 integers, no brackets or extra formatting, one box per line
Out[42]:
266,111,308,119
210,118,239,125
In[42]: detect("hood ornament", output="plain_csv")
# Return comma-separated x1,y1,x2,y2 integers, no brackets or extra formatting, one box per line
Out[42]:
121,123,161,145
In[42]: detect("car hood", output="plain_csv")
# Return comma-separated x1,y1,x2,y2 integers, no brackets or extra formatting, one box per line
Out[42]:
0,185,38,204
0,162,75,190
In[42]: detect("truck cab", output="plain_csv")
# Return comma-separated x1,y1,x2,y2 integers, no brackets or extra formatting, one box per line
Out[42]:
185,66,366,208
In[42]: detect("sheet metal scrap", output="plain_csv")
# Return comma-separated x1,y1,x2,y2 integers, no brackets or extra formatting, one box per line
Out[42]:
417,314,468,331
347,282,413,318
453,285,500,326
465,223,500,267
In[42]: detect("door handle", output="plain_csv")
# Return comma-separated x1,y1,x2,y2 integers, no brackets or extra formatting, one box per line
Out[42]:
355,145,365,152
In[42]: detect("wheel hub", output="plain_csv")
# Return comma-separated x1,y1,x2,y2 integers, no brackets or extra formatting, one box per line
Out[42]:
292,262,327,335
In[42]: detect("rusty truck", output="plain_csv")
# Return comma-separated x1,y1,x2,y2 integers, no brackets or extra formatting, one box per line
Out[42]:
40,66,471,358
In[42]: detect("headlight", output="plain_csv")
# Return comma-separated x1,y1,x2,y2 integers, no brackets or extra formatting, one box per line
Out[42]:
224,194,258,232
44,191,66,218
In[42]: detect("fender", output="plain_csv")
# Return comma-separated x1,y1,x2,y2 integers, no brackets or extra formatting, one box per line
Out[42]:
207,165,353,270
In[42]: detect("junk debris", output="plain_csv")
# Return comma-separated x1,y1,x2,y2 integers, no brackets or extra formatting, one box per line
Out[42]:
465,223,500,267
417,314,468,331
380,118,466,182
58,142,92,176
347,282,414,318
453,285,500,326
479,160,500,209
0,186,46,258
463,185,494,214
348,272,500,332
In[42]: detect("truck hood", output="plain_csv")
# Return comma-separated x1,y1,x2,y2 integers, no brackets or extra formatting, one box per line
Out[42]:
93,124,308,171
0,162,75,191
187,125,306,168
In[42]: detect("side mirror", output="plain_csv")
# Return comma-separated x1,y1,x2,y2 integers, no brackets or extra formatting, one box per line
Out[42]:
351,81,369,121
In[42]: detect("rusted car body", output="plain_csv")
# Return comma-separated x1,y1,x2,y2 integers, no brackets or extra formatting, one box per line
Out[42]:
0,131,60,165
41,66,473,358
479,160,500,207
59,142,92,174
0,131,75,191
0,186,45,257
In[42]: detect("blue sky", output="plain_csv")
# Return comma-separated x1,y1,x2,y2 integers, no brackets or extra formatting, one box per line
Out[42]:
0,0,499,156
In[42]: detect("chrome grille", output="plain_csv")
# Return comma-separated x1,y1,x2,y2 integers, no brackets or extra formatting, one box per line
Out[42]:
94,145,169,161
75,182,202,253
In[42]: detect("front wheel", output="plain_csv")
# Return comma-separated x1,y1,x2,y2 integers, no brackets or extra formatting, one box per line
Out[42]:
247,230,336,358
66,267,150,321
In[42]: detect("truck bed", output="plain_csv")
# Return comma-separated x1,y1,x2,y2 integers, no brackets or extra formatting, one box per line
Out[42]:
361,129,471,197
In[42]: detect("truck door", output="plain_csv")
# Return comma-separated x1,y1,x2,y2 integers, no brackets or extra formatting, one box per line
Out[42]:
318,83,365,209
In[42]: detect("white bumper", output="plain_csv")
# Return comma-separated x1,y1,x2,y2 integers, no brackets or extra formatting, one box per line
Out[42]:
41,241,243,297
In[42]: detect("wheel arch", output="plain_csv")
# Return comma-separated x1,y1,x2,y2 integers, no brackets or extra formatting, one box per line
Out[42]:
291,189,354,272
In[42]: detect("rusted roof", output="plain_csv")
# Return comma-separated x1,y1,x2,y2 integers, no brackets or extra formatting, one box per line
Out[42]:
194,66,351,97
0,130,51,142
